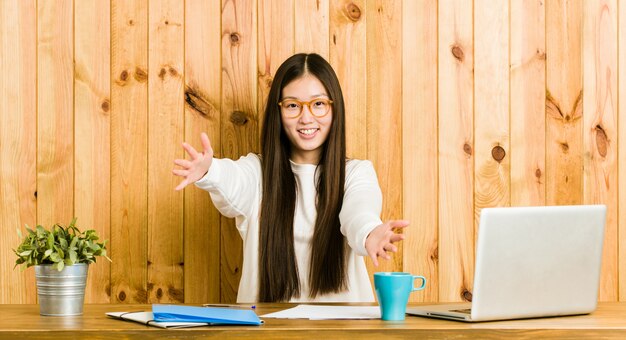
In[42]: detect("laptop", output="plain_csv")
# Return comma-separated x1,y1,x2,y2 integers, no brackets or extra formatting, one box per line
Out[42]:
407,205,606,322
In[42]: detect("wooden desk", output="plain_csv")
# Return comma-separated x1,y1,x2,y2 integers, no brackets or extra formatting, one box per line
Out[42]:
1,303,626,339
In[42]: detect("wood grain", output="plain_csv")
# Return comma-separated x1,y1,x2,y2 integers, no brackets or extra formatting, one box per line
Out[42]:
295,0,330,59
74,0,111,304
110,0,149,303
510,0,546,207
0,0,37,304
183,0,222,304
474,0,510,218
402,0,438,303
438,0,474,303
546,0,583,206
221,0,257,303
582,0,618,302
366,0,403,275
258,0,294,135
147,0,185,303
330,0,366,160
5,303,626,339
37,0,74,226
619,0,626,302
6,0,626,305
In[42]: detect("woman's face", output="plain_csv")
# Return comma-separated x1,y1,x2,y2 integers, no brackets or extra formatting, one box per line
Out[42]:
280,74,333,164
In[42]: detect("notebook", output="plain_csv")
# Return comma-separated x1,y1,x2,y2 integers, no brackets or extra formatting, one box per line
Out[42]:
407,205,606,322
107,304,263,328
106,311,210,329
152,304,263,325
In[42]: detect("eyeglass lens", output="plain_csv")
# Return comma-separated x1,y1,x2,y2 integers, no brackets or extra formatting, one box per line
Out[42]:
280,98,331,117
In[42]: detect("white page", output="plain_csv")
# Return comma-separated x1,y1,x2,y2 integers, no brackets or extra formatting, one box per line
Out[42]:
106,311,210,328
260,305,381,320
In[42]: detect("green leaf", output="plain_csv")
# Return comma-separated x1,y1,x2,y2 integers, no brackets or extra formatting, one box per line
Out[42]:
42,249,53,260
69,236,78,249
59,237,68,249
49,252,61,262
13,218,111,270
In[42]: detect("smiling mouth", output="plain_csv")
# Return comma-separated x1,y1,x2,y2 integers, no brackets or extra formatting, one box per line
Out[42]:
298,128,319,135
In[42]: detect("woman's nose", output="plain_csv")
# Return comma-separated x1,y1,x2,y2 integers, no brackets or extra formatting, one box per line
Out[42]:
299,105,315,123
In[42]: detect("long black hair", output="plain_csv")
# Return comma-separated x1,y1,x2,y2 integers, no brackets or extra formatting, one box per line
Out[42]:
258,53,347,302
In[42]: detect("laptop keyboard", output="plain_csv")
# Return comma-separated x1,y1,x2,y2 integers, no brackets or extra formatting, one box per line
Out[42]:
451,308,472,314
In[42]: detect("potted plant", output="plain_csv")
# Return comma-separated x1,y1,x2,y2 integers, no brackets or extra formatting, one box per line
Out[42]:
14,218,111,316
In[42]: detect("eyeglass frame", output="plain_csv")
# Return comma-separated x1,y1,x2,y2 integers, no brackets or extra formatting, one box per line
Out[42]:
277,97,334,119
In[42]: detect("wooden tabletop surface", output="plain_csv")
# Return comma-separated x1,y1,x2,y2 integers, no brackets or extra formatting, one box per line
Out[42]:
2,302,626,339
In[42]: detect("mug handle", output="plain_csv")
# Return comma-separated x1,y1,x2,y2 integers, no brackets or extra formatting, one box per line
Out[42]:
412,275,426,291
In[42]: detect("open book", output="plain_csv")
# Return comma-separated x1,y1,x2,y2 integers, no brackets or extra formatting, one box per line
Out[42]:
106,311,210,329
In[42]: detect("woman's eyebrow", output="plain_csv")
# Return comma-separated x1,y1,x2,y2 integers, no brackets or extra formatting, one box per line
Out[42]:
281,94,329,100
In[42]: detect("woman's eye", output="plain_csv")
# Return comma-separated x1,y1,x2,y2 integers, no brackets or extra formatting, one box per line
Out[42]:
313,100,326,107
286,103,300,109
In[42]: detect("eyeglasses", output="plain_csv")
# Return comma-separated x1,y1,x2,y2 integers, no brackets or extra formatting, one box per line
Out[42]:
278,97,333,118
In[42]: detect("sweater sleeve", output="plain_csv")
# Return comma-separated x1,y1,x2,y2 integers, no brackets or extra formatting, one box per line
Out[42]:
194,153,261,220
339,160,383,257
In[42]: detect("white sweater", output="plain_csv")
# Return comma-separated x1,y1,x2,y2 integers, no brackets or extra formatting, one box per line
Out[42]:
195,153,383,303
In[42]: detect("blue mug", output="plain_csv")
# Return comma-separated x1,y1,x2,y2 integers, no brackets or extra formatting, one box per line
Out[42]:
374,272,426,321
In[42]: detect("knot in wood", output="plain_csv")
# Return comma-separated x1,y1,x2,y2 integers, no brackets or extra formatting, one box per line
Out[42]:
345,3,362,21
230,111,249,126
462,290,473,302
596,125,608,157
134,67,148,83
451,45,464,62
185,86,211,117
101,99,110,112
118,291,126,301
463,143,472,156
169,286,184,302
169,67,179,77
536,48,546,60
156,288,163,299
158,68,167,79
491,145,506,162
230,32,240,45
120,70,129,82
535,168,542,179
430,246,438,261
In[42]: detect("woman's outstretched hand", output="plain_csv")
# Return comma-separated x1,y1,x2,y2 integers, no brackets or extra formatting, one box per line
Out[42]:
365,220,409,266
172,132,214,191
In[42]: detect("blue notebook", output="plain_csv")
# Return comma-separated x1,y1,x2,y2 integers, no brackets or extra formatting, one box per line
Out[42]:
152,304,263,325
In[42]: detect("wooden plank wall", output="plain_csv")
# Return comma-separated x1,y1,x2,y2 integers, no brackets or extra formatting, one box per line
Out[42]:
1,0,626,304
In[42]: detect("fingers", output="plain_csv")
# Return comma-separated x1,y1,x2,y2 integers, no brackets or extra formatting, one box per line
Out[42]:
175,179,189,191
389,233,405,243
388,220,410,229
172,169,189,177
182,142,200,160
173,159,192,168
200,132,213,155
368,250,379,267
383,243,398,253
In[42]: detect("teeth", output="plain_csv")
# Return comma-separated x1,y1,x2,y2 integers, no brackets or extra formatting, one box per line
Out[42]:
299,129,317,135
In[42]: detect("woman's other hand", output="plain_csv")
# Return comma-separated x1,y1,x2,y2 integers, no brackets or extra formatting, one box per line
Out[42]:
172,132,214,190
365,220,409,266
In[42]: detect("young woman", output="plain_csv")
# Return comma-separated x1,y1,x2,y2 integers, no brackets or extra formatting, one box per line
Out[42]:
173,53,408,303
